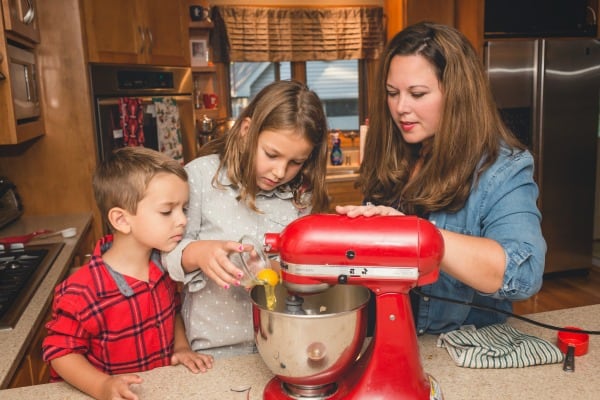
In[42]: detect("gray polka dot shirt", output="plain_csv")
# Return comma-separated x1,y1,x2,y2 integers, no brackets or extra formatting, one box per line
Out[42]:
162,154,311,359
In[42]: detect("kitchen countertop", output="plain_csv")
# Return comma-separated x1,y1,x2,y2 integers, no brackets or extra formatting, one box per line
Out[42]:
0,213,93,388
0,301,597,399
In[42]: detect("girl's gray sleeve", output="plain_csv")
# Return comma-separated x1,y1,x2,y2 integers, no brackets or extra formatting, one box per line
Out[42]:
162,160,207,289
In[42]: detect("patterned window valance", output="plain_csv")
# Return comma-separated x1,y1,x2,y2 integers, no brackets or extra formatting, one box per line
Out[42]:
212,6,385,62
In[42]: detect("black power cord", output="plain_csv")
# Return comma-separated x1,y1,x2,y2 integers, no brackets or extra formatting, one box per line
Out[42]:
411,287,600,335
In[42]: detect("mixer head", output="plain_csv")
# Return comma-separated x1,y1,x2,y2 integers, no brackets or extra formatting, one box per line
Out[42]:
264,214,444,295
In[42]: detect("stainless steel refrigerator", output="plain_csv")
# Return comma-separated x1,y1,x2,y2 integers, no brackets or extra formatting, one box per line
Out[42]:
484,38,600,274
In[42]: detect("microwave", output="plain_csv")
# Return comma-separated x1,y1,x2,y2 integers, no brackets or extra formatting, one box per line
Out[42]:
6,44,41,121
484,0,597,38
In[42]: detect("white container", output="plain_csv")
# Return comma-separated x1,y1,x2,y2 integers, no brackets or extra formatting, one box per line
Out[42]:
359,124,368,163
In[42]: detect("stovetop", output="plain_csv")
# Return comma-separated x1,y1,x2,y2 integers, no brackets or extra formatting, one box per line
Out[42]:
0,242,64,330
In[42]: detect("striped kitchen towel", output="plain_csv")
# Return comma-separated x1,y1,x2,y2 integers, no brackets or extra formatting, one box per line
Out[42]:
437,323,563,368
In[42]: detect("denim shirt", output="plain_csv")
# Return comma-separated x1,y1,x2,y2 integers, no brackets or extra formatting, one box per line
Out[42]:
414,146,546,334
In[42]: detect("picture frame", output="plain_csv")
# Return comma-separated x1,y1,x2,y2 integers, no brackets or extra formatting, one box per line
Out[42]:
190,38,209,66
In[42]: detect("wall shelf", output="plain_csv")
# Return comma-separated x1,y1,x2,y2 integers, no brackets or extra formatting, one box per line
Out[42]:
192,65,217,73
189,20,214,30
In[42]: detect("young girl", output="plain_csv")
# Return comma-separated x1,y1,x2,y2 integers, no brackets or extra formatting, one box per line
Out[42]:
163,80,329,358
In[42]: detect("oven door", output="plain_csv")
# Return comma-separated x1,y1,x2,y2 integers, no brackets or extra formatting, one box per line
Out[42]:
94,95,195,163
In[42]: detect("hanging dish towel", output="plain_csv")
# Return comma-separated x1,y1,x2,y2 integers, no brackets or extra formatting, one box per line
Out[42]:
118,97,145,147
437,323,564,368
153,97,184,163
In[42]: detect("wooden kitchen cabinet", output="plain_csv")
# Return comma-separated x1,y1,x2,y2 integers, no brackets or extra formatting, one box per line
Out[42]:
81,0,189,66
190,21,229,123
1,0,40,44
385,0,484,56
7,307,51,388
327,179,363,212
0,6,45,145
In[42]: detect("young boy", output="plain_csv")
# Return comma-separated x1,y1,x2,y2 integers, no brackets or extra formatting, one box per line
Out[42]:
42,147,213,400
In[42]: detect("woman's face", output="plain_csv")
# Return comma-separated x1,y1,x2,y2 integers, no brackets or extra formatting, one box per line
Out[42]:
386,54,443,144
254,128,313,192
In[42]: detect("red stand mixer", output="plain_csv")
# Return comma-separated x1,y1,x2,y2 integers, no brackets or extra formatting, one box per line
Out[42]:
251,214,445,399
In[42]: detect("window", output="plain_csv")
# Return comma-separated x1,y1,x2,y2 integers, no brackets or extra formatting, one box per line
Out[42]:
307,60,359,130
229,62,290,119
215,6,383,126
229,60,358,130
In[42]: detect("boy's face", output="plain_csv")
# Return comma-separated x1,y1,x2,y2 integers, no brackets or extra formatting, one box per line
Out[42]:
128,172,189,252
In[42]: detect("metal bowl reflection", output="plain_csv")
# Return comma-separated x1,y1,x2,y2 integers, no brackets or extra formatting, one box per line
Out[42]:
250,284,370,386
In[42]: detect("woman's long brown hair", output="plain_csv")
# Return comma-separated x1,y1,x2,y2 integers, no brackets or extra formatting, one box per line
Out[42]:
359,22,525,215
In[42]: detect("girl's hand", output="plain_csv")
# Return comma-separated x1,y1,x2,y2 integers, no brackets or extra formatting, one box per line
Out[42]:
335,203,404,218
182,240,248,289
100,374,143,400
171,348,214,373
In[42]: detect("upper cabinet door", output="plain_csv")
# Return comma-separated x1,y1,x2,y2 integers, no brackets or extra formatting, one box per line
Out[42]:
143,0,189,66
81,0,189,66
1,0,40,43
81,0,144,64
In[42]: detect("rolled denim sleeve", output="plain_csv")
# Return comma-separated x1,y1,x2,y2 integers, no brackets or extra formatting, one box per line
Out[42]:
479,150,546,300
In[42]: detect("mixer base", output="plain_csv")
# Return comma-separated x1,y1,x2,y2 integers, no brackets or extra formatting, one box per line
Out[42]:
264,378,340,399
262,373,444,399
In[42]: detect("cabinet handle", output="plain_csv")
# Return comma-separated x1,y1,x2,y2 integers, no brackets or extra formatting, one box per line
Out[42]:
146,28,153,55
138,26,146,54
23,0,35,25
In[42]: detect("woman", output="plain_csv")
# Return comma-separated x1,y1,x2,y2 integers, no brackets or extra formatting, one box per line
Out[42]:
337,22,546,334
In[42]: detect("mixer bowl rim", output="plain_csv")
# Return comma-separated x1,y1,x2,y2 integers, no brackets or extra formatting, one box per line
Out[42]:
250,284,371,316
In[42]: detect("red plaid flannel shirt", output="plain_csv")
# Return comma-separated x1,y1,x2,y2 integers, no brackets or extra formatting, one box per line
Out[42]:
42,236,180,381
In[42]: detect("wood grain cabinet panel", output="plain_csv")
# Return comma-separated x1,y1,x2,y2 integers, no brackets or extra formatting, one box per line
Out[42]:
327,180,363,212
81,0,189,66
7,308,50,388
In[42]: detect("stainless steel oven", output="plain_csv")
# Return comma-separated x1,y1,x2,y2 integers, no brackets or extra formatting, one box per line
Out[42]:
90,64,195,163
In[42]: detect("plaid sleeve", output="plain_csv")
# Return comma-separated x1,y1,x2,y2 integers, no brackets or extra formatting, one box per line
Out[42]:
42,284,92,363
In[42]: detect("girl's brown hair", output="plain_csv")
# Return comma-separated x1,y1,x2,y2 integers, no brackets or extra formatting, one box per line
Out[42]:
359,22,525,215
199,80,329,213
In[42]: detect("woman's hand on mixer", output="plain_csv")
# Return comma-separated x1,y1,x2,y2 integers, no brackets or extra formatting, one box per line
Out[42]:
181,240,246,289
336,203,404,218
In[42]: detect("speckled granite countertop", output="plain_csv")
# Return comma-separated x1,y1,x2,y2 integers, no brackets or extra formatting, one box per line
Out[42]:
0,213,92,388
0,298,597,399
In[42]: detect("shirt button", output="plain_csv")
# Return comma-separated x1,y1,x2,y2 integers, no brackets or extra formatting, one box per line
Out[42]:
418,329,424,334
423,297,430,302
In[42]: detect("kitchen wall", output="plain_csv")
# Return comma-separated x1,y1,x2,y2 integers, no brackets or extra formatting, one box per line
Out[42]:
0,0,103,242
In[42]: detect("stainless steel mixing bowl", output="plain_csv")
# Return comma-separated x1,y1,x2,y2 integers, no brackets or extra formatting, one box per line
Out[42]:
250,284,370,386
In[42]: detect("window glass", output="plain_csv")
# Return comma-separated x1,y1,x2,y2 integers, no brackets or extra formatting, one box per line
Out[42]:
229,62,291,118
306,60,359,130
229,60,359,130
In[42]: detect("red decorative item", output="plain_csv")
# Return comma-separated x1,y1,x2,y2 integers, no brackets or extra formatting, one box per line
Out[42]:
118,98,145,147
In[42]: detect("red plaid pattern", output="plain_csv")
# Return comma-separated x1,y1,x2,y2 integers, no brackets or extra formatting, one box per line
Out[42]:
42,236,180,381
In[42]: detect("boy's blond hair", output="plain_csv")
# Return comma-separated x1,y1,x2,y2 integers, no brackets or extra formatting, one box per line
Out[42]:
93,147,187,230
